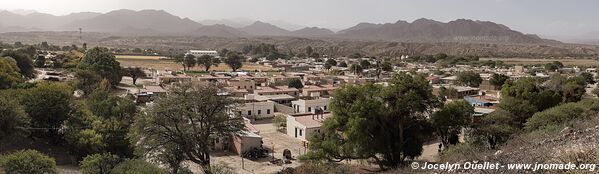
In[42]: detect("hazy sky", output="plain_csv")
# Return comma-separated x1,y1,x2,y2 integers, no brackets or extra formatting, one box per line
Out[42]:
1,0,598,38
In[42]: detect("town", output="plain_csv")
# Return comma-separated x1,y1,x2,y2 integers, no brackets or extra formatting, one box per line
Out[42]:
1,39,599,173
2,1,599,174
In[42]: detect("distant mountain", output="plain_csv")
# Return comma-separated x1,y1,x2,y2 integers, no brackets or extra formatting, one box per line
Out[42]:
65,9,203,34
190,24,248,38
197,18,254,28
266,20,305,31
0,9,559,44
0,10,101,32
291,27,335,37
338,18,548,43
240,21,290,36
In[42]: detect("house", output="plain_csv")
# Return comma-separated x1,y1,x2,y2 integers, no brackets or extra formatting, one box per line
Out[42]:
250,94,296,106
214,118,263,155
286,113,331,141
197,74,231,83
186,50,219,58
227,79,256,92
291,98,330,114
254,86,299,98
238,101,275,119
302,85,336,97
158,75,192,84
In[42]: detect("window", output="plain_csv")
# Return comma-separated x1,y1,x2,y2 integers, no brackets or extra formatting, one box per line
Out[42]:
299,129,303,136
308,107,311,112
267,109,271,114
324,105,327,110
258,110,261,114
248,110,252,115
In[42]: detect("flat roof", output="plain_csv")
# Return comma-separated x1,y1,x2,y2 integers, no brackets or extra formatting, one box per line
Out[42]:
293,113,332,128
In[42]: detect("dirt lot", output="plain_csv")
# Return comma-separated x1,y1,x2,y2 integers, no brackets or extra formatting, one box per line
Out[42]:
117,58,274,72
481,58,599,66
211,119,305,174
115,55,168,60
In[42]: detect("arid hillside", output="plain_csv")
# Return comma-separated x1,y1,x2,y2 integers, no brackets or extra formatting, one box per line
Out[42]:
1,31,599,58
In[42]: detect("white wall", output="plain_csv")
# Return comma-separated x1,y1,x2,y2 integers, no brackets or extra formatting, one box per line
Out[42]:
291,98,330,113
239,101,275,119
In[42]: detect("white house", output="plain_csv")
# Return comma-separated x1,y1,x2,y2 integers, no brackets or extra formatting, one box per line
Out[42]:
186,50,219,58
291,98,330,114
286,113,331,141
238,101,275,119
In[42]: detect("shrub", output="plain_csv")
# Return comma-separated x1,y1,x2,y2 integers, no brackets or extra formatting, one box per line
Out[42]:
273,113,287,130
80,153,120,174
110,159,166,174
524,103,584,131
0,150,57,174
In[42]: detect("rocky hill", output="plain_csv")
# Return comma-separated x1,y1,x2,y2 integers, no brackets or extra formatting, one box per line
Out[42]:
241,21,291,36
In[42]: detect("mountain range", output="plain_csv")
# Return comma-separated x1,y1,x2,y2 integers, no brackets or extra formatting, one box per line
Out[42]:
0,9,555,43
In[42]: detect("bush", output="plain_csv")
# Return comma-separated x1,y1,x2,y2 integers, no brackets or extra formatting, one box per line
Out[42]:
110,159,166,174
524,102,584,131
277,163,353,174
0,150,57,174
205,164,236,174
80,153,120,174
273,113,287,130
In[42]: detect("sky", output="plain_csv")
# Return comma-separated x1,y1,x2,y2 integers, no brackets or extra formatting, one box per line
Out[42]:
1,0,598,39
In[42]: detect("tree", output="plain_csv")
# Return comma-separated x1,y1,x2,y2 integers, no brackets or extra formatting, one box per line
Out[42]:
325,59,337,66
477,109,517,149
380,61,393,72
83,43,88,50
544,61,563,72
0,93,29,139
13,42,23,48
438,86,459,99
1,50,36,79
489,73,509,89
456,71,482,87
35,55,46,67
0,57,24,89
579,72,596,85
184,54,197,70
323,63,332,70
130,83,245,170
78,47,122,86
225,53,243,72
306,46,313,57
63,84,137,158
173,53,186,71
123,67,146,85
21,82,73,141
360,60,371,69
110,159,166,174
272,113,286,130
74,69,102,95
431,100,473,147
288,78,304,89
338,61,348,68
197,55,216,71
0,150,57,174
349,64,363,75
302,73,438,169
80,153,120,174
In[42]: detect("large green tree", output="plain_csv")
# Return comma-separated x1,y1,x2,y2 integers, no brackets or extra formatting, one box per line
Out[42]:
130,83,245,171
0,57,24,89
197,54,217,71
302,73,438,169
225,53,243,72
456,71,483,87
489,73,509,89
0,49,36,79
21,82,73,141
0,93,29,140
78,47,122,86
431,100,473,147
122,67,146,85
